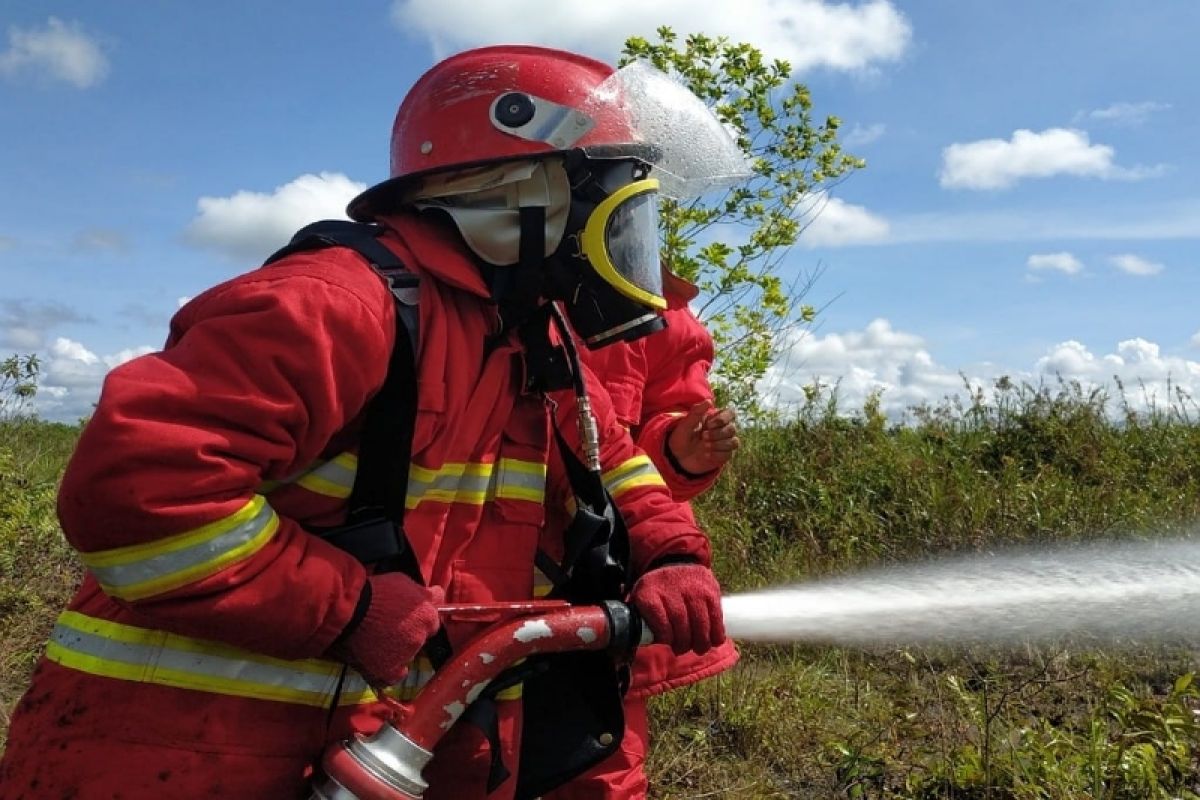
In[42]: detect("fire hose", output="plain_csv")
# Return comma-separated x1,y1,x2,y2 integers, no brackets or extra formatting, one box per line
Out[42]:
311,599,646,800
311,535,1200,797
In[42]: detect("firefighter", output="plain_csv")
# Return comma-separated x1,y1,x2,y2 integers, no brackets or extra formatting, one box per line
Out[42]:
544,269,741,798
0,46,751,799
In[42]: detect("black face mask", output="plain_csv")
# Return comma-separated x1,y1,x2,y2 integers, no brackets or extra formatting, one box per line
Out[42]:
542,159,666,349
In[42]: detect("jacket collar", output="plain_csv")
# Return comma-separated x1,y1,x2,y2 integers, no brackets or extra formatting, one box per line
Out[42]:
378,210,494,299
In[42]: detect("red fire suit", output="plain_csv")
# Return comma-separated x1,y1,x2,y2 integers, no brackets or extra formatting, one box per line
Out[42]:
0,211,714,800
545,287,739,799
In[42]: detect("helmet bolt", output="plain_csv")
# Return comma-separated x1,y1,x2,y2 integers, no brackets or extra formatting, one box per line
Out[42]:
494,92,536,128
420,141,433,155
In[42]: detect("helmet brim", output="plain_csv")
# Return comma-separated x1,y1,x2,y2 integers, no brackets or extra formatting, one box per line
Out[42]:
347,144,663,222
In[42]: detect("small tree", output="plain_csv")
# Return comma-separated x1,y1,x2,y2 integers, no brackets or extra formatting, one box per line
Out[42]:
0,354,41,420
622,28,864,414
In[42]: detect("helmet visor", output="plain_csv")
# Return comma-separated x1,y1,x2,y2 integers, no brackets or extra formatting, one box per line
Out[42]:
579,61,754,200
580,178,664,310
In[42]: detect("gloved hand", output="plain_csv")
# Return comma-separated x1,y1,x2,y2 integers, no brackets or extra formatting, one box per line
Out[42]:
332,572,443,685
629,563,726,656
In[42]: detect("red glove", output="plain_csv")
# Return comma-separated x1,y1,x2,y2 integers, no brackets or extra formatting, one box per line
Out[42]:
332,572,443,685
630,563,726,655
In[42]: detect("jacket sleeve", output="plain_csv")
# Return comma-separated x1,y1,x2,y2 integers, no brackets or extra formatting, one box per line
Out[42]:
633,306,724,501
547,364,712,577
56,251,396,660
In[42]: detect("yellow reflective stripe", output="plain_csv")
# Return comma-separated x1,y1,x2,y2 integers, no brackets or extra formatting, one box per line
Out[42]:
83,498,279,602
48,611,522,707
407,459,546,509
293,452,358,499
601,455,653,486
532,567,554,598
602,455,666,498
496,684,523,701
263,452,547,510
82,496,268,568
496,458,547,503
407,462,494,508
48,611,353,706
609,474,666,496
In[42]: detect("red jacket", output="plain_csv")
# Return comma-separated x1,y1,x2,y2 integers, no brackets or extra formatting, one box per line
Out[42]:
575,289,739,698
1,211,712,800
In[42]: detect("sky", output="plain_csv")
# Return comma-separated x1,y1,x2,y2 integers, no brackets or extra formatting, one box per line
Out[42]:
2,1,1198,421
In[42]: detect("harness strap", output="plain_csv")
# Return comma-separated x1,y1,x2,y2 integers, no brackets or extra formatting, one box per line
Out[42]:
265,221,451,670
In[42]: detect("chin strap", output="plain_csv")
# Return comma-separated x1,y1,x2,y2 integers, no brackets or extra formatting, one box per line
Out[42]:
493,205,547,332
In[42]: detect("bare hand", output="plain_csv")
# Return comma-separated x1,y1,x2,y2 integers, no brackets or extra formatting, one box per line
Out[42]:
666,400,739,476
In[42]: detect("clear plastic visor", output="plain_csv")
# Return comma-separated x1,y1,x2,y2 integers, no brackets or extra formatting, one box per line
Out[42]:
579,61,754,200
603,190,662,302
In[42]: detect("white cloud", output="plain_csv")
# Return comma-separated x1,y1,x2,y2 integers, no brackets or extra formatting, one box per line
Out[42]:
1077,101,1171,127
183,172,366,262
391,0,911,73
1026,252,1083,276
1109,253,1164,276
802,194,890,247
32,337,156,421
843,122,886,148
762,320,1200,420
763,318,967,415
0,17,109,88
939,128,1165,190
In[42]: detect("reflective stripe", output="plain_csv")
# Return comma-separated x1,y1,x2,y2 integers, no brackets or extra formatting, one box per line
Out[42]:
295,452,358,499
408,461,496,506
268,452,547,509
603,455,665,498
495,458,548,503
81,496,279,602
46,611,521,706
47,610,360,706
533,567,554,598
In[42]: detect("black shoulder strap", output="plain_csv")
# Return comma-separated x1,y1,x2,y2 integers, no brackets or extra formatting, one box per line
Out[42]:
266,220,420,362
268,220,453,670
265,221,422,573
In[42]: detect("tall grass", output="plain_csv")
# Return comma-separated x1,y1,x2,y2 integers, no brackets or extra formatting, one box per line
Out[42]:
652,379,1200,798
0,419,82,736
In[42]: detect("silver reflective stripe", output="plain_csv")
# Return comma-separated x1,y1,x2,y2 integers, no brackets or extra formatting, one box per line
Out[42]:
267,452,547,508
45,611,373,706
602,455,664,497
295,454,358,499
44,611,440,707
83,497,278,601
50,621,347,698
496,459,547,502
407,464,497,506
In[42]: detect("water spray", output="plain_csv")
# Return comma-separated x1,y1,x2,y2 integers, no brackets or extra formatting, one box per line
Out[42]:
312,535,1200,798
723,535,1200,647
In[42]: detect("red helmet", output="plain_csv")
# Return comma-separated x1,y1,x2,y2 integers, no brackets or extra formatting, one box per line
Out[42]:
348,45,644,221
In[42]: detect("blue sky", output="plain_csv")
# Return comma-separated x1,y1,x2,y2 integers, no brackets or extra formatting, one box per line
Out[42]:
2,1,1198,420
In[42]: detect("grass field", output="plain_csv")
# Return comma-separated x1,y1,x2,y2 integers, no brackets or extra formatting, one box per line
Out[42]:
2,379,1198,797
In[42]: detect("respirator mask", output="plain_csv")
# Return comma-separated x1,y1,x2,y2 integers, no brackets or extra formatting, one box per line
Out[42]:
544,155,667,348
